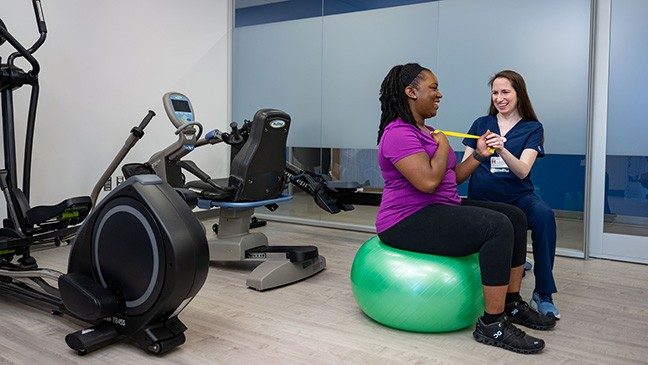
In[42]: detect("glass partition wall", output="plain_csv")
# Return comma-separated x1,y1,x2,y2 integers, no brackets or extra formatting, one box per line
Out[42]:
232,0,592,256
434,0,591,257
606,0,648,236
597,0,648,263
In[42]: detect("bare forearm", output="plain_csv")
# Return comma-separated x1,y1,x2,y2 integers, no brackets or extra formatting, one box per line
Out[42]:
455,156,481,184
429,144,450,184
498,148,532,179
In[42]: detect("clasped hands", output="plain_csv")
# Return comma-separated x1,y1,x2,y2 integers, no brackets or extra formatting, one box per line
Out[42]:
431,129,506,159
475,130,506,159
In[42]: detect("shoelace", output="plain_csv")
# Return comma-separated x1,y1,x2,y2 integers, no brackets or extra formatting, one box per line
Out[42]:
502,319,527,338
538,293,554,304
514,301,552,323
519,300,544,314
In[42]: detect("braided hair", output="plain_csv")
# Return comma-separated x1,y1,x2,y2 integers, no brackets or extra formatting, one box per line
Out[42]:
377,63,430,144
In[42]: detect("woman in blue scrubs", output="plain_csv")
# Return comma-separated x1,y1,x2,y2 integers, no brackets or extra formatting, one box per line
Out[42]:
462,70,560,319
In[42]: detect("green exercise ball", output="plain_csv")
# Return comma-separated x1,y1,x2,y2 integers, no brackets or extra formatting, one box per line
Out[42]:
350,236,484,332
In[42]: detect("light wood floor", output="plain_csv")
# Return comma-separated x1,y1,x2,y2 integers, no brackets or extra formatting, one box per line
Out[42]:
0,220,647,364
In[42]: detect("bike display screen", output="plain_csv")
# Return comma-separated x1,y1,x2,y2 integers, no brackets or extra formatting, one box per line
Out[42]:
172,99,191,113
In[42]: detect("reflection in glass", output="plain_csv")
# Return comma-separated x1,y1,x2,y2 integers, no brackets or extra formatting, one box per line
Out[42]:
604,156,648,236
606,0,648,237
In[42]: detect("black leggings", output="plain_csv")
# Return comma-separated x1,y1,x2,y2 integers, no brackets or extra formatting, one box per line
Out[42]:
378,199,527,286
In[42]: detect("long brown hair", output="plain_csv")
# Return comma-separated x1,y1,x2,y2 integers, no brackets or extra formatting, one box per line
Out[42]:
488,70,538,121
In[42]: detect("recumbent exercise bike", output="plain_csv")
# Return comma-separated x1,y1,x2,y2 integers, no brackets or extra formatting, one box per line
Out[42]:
123,92,334,290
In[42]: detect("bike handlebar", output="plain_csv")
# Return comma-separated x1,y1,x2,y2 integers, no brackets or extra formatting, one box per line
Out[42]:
138,110,156,130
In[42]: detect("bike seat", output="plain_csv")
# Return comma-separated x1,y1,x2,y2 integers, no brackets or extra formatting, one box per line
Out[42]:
184,179,234,200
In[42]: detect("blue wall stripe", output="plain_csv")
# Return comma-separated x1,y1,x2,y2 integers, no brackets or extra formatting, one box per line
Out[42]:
235,0,437,27
323,0,437,16
236,0,322,27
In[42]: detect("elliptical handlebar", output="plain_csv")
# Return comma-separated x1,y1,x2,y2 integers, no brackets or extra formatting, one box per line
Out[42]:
32,0,47,35
23,0,47,56
90,111,156,206
2,0,48,75
0,24,41,76
0,19,6,47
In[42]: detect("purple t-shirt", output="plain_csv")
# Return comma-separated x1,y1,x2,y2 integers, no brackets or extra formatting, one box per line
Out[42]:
376,119,461,233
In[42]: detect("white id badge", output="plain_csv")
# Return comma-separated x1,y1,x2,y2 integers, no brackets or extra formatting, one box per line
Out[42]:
490,156,509,173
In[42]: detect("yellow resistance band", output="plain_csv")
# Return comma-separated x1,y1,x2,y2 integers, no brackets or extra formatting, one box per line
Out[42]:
434,130,480,139
433,130,495,153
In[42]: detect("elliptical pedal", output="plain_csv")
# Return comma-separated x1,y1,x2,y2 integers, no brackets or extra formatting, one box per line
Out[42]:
147,334,186,355
134,316,188,355
65,322,120,356
17,255,37,269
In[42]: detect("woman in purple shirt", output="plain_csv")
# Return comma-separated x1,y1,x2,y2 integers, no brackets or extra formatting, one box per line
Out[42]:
376,63,554,354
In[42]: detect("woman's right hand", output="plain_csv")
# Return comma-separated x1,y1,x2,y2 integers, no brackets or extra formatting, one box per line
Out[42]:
432,130,450,148
476,130,497,158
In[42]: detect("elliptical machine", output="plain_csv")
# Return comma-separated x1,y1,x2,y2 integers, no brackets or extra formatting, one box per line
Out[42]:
123,92,326,290
0,2,209,355
1,0,91,252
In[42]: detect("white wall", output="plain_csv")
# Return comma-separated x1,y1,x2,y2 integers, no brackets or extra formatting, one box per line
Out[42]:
1,0,230,222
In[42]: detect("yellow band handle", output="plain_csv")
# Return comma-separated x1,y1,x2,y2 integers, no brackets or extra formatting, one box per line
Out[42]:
433,129,496,154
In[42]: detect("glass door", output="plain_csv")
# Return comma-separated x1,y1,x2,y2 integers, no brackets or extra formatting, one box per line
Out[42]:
595,0,648,263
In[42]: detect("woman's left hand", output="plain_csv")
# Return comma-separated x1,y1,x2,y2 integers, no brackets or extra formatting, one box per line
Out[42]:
485,131,507,151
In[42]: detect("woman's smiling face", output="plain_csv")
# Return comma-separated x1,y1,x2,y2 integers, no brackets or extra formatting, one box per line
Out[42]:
491,77,518,116
410,70,443,119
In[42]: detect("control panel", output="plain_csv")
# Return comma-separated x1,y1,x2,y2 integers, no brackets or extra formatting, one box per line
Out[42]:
163,92,195,129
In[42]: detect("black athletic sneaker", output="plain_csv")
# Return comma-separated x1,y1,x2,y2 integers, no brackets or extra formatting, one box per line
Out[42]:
505,300,556,330
473,315,545,354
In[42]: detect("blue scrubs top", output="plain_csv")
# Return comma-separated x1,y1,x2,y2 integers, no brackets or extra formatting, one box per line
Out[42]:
462,115,545,204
